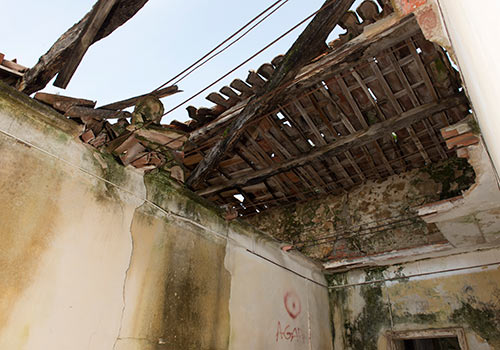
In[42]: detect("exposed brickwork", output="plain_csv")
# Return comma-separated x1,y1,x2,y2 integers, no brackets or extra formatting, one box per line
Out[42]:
445,133,479,149
416,6,438,36
399,0,427,15
393,0,453,53
441,117,480,150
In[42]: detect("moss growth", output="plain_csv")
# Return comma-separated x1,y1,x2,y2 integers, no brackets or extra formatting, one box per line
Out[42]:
423,156,476,200
431,58,449,83
329,267,391,350
452,301,500,347
467,117,481,135
348,283,391,350
393,312,438,324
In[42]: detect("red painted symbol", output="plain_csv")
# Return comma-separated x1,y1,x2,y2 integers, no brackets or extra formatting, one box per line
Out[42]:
284,291,301,319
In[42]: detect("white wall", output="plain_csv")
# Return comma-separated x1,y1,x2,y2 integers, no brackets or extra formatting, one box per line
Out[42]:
437,0,500,179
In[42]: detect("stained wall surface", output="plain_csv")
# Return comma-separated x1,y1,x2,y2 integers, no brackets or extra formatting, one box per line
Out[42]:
329,248,500,350
246,157,475,260
0,83,332,350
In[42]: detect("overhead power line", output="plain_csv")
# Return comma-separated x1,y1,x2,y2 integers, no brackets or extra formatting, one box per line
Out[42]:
152,0,290,93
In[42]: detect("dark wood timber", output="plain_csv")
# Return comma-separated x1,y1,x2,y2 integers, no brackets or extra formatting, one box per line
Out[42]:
188,15,421,145
20,0,149,94
54,0,119,88
186,0,355,187
98,85,180,110
65,105,131,120
34,92,96,112
196,94,466,196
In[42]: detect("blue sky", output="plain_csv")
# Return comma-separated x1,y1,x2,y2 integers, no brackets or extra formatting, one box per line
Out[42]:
2,0,365,123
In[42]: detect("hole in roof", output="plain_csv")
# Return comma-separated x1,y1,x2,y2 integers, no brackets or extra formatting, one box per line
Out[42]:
321,80,329,90
367,87,377,101
233,194,244,202
308,139,315,147
443,48,460,71
283,120,292,127
416,47,422,54
277,111,285,120
391,131,398,143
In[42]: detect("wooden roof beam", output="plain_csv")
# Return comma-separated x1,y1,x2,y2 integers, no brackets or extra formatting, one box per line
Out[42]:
53,0,119,89
185,0,356,188
196,94,466,196
98,85,180,110
19,0,149,94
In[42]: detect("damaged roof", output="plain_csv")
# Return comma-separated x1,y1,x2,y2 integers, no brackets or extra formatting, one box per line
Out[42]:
0,0,470,218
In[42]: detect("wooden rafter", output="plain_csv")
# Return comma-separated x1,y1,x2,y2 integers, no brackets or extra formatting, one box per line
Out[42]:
98,85,180,110
19,0,149,94
185,0,356,187
196,94,466,196
54,0,119,89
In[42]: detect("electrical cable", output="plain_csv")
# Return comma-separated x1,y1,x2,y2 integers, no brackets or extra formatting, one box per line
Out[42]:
160,0,345,118
170,0,290,87
151,0,290,92
328,261,500,289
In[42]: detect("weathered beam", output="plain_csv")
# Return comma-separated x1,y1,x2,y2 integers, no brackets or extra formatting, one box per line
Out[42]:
54,0,119,89
196,95,466,196
186,0,355,187
34,92,96,112
65,105,131,120
188,13,419,145
19,0,149,95
98,85,179,110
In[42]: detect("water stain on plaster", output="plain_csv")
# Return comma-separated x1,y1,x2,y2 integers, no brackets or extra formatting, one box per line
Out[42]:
120,174,231,349
0,137,62,336
329,266,500,350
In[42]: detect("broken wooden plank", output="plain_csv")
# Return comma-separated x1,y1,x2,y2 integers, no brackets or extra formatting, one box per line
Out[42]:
186,0,355,187
54,0,120,88
99,85,179,110
1,58,28,73
134,126,187,150
196,94,465,195
34,92,96,112
189,14,419,146
65,105,131,120
20,0,149,94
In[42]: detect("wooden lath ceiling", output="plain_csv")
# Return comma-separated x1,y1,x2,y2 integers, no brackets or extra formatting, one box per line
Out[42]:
182,8,469,217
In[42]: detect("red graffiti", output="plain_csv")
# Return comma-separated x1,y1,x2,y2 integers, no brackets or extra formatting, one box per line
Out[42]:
284,291,301,319
276,321,306,343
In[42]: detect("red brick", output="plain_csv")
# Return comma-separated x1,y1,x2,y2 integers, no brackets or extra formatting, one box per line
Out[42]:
440,128,459,140
81,129,95,143
416,6,438,34
445,133,479,149
399,0,427,15
456,148,469,159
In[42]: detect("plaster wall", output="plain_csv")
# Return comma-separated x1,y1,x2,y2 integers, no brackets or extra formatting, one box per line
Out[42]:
436,0,500,180
0,83,332,350
329,248,500,350
246,157,475,260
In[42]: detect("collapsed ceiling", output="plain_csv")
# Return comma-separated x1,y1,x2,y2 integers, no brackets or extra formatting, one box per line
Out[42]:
0,0,471,220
